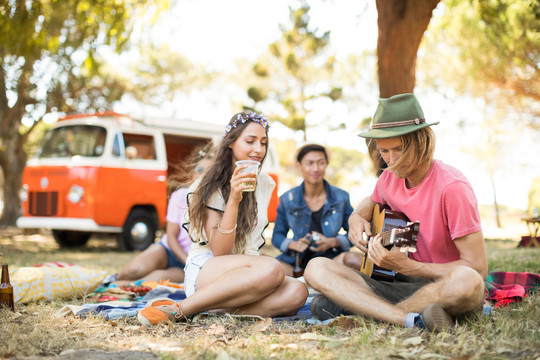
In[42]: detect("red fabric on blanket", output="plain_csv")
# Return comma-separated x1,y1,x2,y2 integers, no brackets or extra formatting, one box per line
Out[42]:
485,271,540,308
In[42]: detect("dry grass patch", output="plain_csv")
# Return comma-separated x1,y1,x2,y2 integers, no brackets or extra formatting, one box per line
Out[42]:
1,228,539,359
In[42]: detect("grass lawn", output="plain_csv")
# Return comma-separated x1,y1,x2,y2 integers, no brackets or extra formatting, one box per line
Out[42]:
0,227,539,359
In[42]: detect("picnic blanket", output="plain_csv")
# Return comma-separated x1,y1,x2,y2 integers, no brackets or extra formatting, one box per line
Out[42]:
54,271,540,321
11,263,107,304
54,285,316,321
485,271,540,308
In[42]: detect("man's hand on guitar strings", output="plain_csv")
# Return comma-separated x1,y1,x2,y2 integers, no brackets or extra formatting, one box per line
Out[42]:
348,215,371,253
367,234,409,271
351,233,369,253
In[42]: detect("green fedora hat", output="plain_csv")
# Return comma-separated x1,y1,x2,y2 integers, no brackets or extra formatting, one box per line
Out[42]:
359,93,439,139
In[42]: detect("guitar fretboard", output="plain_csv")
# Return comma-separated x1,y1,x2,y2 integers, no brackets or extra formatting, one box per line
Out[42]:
376,221,419,253
380,228,403,247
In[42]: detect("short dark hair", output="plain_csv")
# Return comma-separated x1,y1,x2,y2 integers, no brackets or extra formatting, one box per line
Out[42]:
296,144,328,163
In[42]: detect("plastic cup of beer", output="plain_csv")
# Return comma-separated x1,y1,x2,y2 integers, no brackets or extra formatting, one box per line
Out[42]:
235,160,260,192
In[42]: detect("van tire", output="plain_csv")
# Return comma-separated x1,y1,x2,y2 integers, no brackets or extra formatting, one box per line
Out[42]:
52,230,91,247
120,209,157,251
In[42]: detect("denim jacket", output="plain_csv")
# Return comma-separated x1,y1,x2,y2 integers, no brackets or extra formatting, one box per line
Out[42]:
271,180,354,264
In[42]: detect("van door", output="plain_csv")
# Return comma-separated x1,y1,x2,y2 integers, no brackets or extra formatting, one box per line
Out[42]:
96,131,167,250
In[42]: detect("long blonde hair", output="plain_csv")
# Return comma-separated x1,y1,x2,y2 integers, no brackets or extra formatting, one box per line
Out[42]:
187,112,269,253
389,127,435,173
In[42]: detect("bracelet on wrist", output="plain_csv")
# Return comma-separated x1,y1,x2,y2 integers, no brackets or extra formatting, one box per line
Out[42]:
217,221,237,234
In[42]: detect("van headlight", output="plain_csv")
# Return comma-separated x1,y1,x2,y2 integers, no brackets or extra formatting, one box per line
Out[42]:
19,184,28,202
67,185,84,203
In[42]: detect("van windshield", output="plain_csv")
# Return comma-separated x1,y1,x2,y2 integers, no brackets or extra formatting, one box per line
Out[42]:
37,125,107,158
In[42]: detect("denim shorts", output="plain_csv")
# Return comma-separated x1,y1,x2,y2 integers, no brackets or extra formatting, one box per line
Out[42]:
184,252,215,297
157,241,185,269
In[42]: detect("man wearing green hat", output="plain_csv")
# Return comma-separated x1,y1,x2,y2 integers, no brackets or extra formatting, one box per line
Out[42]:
304,93,487,332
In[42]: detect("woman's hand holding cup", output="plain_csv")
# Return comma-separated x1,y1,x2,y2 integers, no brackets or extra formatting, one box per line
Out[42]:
235,160,260,192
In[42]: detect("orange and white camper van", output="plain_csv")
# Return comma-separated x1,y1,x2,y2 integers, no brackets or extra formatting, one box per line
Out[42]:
17,112,280,250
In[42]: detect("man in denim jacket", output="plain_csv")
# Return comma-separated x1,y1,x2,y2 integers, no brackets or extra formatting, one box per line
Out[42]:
272,144,354,276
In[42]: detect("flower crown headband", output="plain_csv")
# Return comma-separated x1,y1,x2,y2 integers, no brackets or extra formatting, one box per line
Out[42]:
225,112,270,133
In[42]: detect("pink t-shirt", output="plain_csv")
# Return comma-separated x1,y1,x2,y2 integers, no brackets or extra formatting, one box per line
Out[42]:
160,188,191,254
371,160,482,264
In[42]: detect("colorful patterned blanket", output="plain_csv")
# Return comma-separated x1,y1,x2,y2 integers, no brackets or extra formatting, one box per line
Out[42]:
54,286,315,321
53,271,540,321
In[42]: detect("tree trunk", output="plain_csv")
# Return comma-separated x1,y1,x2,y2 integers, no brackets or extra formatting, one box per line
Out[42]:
369,0,440,174
376,0,440,98
0,128,27,226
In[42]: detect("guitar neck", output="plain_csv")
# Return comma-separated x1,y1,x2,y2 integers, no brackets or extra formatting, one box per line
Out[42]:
371,203,419,250
380,229,397,247
378,224,418,248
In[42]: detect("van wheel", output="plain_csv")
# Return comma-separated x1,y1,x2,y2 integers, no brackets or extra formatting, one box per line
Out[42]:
52,230,91,247
120,209,157,251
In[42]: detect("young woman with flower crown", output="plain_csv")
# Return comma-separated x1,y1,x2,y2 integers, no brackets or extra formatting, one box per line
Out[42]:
138,112,309,326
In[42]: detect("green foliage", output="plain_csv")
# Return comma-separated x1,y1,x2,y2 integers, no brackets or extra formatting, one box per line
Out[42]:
0,0,170,224
326,146,371,191
273,139,370,195
419,0,539,217
0,0,169,121
419,0,539,127
247,1,341,139
123,43,212,109
22,121,51,158
273,139,300,187
247,86,266,103
252,63,269,77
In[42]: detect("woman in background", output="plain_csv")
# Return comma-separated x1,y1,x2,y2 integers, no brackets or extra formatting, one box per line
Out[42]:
115,148,211,285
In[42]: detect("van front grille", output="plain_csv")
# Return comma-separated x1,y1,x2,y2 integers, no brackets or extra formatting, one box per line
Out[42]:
29,191,58,216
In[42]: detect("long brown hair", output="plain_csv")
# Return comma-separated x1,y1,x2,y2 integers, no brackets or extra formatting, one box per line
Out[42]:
167,143,213,196
188,112,269,253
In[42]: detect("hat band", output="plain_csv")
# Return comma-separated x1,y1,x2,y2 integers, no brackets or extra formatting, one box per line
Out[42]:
371,118,425,129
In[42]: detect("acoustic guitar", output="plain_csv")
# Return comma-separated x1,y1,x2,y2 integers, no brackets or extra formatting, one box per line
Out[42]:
359,203,419,281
